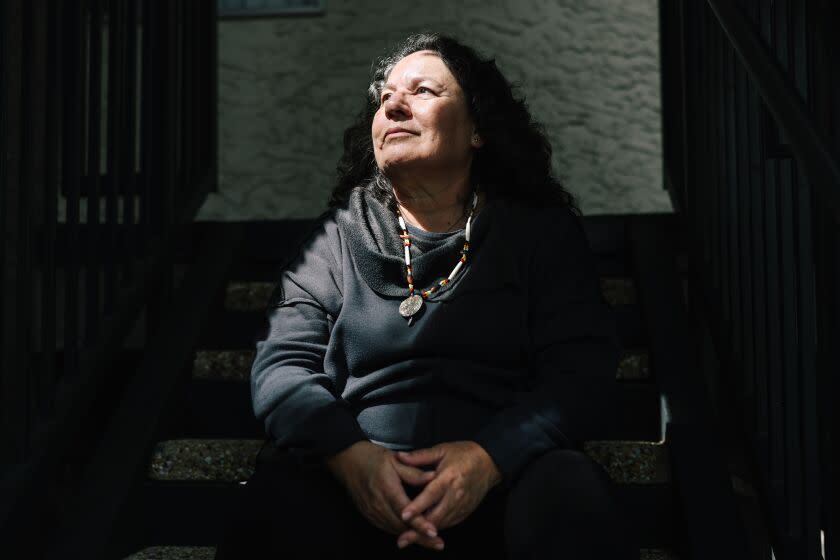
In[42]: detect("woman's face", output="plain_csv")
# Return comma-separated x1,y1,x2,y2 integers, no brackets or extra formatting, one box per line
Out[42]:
372,50,478,181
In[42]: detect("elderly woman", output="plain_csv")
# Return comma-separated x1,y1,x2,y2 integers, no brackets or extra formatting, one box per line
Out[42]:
215,33,636,559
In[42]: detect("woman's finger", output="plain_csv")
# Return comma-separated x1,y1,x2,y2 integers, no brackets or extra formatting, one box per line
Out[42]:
365,492,407,535
396,529,445,551
400,477,446,522
380,471,438,538
397,447,445,467
393,461,436,486
424,489,459,529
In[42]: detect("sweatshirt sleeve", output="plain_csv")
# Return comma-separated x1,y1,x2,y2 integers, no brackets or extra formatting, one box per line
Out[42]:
471,205,622,483
250,215,368,464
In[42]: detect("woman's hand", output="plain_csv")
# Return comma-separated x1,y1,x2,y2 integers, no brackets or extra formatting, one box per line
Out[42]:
325,441,446,550
393,441,503,548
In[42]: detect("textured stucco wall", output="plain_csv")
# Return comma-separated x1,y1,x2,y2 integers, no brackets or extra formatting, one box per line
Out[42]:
196,0,671,220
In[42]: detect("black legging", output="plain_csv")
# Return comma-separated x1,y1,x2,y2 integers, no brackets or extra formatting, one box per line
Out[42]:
214,442,639,559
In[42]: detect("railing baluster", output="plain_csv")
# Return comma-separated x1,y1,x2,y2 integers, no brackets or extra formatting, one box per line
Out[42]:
794,168,821,559
62,0,85,385
208,0,218,194
725,39,742,371
735,49,755,433
85,0,102,344
718,22,731,331
0,0,27,465
709,6,722,320
824,224,840,560
764,157,786,530
748,82,769,463
22,0,49,456
41,0,61,424
104,0,123,314
779,159,803,551
140,0,153,254
176,0,185,211
124,0,138,280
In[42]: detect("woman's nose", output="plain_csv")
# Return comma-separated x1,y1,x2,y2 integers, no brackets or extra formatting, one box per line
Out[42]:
383,92,411,120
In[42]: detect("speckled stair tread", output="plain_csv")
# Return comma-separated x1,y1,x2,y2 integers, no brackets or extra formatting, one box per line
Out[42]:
192,350,255,381
226,278,636,311
148,439,667,485
640,549,679,560
616,350,650,380
148,439,264,482
583,440,669,484
600,277,636,306
123,546,216,560
192,348,649,382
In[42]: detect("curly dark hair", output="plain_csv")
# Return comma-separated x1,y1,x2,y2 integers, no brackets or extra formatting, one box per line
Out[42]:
329,33,579,215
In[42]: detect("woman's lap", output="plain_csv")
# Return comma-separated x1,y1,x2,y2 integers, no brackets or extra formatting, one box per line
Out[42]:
214,444,636,559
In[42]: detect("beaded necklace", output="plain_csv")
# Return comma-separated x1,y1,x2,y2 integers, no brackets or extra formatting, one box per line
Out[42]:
395,191,478,324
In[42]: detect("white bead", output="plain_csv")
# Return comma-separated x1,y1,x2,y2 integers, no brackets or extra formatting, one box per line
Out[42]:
465,216,472,242
448,260,464,280
404,246,411,265
398,216,406,230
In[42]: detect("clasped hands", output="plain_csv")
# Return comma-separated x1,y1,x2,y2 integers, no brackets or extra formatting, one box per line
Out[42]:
325,440,502,551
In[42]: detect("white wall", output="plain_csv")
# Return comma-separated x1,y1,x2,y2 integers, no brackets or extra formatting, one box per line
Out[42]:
197,0,670,220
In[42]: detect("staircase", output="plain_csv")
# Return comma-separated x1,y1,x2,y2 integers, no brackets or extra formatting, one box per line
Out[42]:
103,214,721,559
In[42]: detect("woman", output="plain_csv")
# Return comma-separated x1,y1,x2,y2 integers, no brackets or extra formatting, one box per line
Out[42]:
216,33,636,559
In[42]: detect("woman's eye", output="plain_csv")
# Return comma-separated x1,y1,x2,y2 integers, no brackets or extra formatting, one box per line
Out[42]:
416,86,432,94
380,92,391,103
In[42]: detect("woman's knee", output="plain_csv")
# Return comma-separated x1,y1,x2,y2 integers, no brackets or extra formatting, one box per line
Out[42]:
503,449,637,559
508,449,617,516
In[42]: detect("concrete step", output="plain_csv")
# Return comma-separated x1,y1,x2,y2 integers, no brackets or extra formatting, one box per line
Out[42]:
124,546,216,559
189,348,650,384
147,439,262,483
191,350,255,382
583,440,669,484
146,438,668,485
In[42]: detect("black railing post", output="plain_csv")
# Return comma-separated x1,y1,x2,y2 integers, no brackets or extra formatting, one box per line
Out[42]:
0,0,27,465
86,0,103,345
41,0,61,424
62,0,85,389
124,0,139,281
105,0,125,314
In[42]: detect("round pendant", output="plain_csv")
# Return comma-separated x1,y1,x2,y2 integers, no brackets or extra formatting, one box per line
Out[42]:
399,294,424,318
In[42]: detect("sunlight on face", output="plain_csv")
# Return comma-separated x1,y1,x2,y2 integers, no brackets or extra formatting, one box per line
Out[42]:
371,50,477,182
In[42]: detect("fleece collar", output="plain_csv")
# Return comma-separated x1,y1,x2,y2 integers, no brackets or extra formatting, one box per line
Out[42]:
334,186,499,301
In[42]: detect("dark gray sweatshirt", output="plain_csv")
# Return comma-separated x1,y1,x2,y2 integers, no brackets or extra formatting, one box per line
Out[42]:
251,186,621,483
